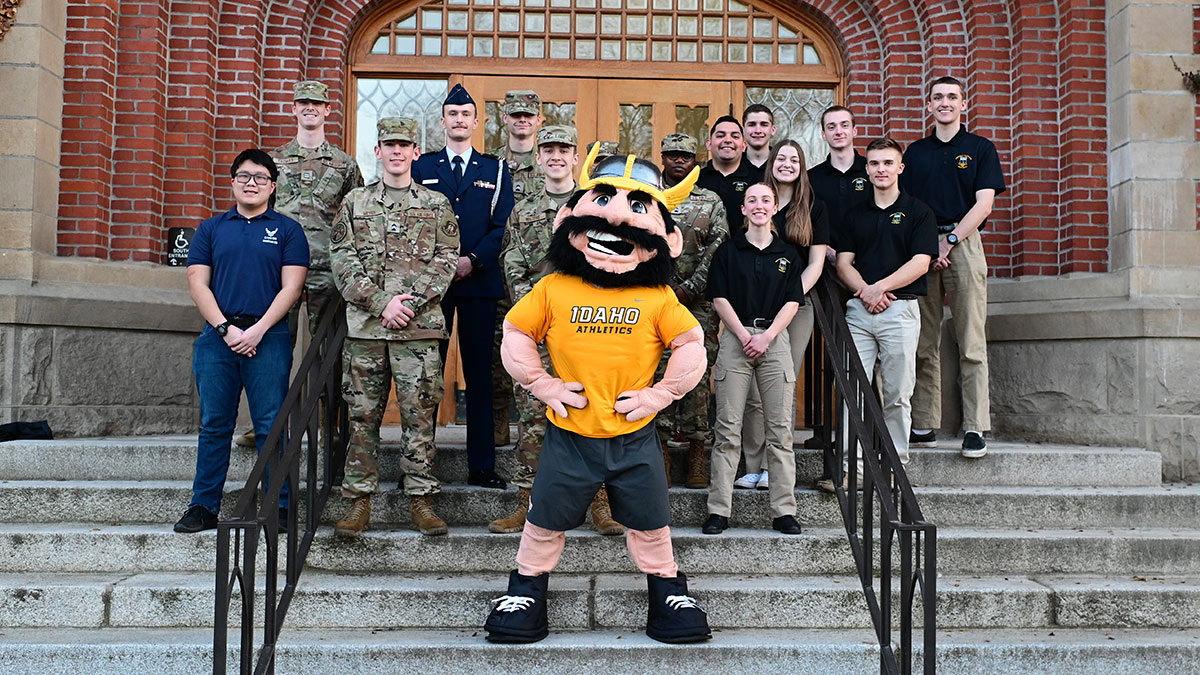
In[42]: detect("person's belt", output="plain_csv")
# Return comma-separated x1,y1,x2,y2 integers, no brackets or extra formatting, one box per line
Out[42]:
893,294,918,300
743,318,772,329
937,221,959,233
226,315,261,329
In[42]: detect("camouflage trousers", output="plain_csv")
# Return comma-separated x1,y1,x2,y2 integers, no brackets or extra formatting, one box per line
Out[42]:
492,296,514,435
655,305,720,441
510,344,552,488
341,338,441,497
304,270,341,337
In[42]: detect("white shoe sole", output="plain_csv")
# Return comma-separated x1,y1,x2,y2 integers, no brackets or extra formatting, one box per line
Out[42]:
961,448,987,458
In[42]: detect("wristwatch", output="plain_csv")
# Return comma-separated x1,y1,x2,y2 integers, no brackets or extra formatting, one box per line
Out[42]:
467,252,482,269
945,233,959,246
215,321,230,337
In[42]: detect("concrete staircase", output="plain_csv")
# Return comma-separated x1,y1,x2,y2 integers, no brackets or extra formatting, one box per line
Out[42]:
0,429,1198,673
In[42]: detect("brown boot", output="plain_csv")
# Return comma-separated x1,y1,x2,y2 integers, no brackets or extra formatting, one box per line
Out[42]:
590,486,625,536
411,494,448,536
488,486,530,534
684,439,708,489
662,440,672,487
334,495,371,539
494,409,511,446
235,429,256,448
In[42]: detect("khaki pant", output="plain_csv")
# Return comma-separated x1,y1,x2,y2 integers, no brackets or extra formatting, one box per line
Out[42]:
843,299,920,469
741,300,814,472
912,233,990,432
709,327,797,519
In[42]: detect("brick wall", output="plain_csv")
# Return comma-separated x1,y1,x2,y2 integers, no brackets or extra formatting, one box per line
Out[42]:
56,0,1109,276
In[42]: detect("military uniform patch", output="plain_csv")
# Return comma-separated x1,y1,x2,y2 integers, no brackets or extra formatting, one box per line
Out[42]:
442,216,459,236
331,220,348,244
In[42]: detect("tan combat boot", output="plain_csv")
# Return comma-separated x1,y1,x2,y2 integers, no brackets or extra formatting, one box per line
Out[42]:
488,486,530,534
494,409,511,446
662,439,672,487
590,486,625,536
411,494,449,536
334,495,371,539
684,439,709,489
235,429,256,448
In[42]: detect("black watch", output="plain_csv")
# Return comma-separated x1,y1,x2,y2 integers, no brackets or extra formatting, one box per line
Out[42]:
215,321,230,337
945,233,959,246
467,253,481,269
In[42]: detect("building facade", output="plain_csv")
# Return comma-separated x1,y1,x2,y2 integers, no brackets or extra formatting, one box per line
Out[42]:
0,0,1196,478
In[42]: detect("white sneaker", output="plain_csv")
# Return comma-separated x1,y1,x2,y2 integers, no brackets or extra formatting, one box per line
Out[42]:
733,473,760,489
755,470,769,490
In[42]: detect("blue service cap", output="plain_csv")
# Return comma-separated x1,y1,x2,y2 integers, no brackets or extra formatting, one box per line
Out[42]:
444,83,475,106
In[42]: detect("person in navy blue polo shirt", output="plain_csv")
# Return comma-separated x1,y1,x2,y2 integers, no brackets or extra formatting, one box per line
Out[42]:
175,148,309,533
900,76,1007,458
412,84,515,489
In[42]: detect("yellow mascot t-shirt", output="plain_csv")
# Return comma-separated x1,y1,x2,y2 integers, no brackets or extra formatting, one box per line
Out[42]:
506,273,699,438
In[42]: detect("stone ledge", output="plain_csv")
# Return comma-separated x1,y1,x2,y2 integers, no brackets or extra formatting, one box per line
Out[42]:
0,279,195,332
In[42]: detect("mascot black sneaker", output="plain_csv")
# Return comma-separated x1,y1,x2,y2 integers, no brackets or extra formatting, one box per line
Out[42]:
484,569,550,643
645,572,712,643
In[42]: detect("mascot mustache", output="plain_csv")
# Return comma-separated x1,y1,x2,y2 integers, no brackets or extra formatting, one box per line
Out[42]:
547,214,675,289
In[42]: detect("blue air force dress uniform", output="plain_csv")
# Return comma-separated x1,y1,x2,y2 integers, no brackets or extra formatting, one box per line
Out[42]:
411,84,516,483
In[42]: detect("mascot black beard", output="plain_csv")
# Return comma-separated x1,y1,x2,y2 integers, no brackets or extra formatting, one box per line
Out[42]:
484,144,712,644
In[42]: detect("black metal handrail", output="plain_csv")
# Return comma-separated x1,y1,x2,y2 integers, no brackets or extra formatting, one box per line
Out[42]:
213,300,349,675
809,275,937,674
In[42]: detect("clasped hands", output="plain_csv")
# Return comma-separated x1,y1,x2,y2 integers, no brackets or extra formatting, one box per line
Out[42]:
381,293,417,330
526,373,672,422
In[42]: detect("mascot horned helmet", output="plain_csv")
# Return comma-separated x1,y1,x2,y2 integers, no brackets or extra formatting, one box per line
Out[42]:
549,143,700,283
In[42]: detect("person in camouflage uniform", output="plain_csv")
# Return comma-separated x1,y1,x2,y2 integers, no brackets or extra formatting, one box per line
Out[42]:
272,80,365,336
486,126,624,536
329,117,459,538
488,90,544,446
656,133,730,489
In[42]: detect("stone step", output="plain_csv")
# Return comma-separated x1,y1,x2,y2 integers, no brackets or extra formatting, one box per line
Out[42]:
0,431,1162,488
3,571,1198,631
3,524,1199,576
0,627,1197,674
5,479,1198,531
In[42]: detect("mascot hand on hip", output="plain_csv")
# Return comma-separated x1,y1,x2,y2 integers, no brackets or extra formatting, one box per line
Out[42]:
484,143,711,645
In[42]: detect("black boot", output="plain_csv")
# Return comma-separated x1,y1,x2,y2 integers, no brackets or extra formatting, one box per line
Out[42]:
645,572,712,643
484,569,550,643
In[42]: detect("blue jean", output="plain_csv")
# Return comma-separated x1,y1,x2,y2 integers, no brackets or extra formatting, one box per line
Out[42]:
190,324,291,515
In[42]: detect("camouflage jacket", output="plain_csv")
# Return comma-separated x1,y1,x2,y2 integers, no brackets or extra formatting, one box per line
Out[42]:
488,144,544,202
329,181,459,341
671,185,729,308
271,139,364,272
500,186,575,302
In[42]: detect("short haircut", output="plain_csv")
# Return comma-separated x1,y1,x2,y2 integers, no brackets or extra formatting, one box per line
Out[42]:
230,148,278,181
927,75,965,98
742,104,774,123
820,105,855,127
865,137,904,156
711,114,743,133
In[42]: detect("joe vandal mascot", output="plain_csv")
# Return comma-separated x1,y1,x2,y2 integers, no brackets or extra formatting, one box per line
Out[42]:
484,145,712,644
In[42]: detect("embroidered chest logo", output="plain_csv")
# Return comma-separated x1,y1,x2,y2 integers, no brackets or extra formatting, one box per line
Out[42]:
776,257,790,273
889,212,905,226
570,305,640,335
852,178,868,191
956,154,972,170
262,227,279,245
732,181,750,193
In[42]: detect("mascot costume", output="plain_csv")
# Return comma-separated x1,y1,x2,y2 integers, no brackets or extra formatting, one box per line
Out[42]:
484,145,712,644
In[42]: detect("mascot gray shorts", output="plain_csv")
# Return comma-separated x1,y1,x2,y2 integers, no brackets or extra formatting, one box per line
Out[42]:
527,422,670,532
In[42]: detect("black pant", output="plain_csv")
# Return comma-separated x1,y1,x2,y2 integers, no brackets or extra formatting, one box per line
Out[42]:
440,295,498,471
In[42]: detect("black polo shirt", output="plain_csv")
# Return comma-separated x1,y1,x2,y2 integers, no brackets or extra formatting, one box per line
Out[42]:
707,229,805,326
742,151,768,174
899,126,1006,231
697,159,763,230
834,191,938,298
807,152,871,233
772,197,830,262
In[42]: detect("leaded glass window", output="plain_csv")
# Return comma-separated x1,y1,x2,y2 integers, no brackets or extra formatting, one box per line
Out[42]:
745,86,836,166
355,79,448,183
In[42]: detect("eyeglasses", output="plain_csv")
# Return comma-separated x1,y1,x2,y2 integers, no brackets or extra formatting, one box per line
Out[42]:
234,172,273,186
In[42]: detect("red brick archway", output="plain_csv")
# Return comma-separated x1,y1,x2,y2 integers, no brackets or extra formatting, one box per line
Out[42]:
56,0,1106,277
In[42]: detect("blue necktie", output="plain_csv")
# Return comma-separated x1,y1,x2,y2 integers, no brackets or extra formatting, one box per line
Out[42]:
452,155,464,185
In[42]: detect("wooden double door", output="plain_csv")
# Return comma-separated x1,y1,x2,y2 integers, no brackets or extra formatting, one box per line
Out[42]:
461,75,736,163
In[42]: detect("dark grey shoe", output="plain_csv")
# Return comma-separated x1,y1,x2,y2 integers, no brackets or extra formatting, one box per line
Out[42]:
484,570,549,643
909,429,936,447
961,432,987,458
772,514,803,535
645,572,712,644
701,514,728,535
174,505,217,533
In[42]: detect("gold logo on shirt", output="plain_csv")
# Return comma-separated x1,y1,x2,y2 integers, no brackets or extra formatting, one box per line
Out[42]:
570,305,640,334
956,154,972,169
776,257,790,273
852,178,867,191
890,212,905,225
